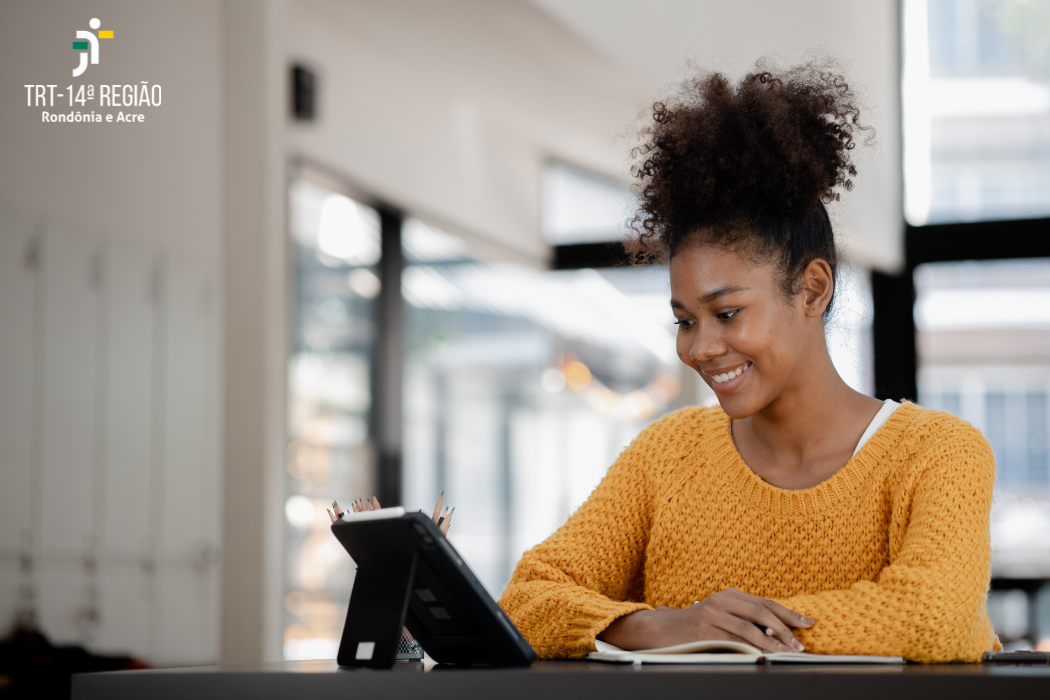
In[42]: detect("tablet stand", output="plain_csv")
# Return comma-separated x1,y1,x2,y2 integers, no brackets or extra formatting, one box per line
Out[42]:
335,549,417,669
331,510,535,667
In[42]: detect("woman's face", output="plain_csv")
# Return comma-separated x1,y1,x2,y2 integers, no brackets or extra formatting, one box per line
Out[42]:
669,243,825,419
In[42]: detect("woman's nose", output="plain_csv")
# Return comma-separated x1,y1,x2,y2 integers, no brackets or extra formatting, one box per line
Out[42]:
690,327,726,363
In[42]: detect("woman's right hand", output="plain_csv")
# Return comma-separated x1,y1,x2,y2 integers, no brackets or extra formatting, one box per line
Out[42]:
597,588,814,654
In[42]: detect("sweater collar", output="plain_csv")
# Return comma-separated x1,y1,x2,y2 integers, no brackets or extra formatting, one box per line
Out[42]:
706,402,921,517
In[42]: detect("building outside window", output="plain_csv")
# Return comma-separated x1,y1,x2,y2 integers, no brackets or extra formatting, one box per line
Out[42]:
915,258,1050,621
904,0,1050,648
903,0,1050,225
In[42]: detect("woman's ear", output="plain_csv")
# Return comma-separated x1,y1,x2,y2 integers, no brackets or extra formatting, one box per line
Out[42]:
801,258,834,318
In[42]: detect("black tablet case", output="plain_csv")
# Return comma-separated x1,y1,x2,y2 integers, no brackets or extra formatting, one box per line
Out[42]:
331,510,536,668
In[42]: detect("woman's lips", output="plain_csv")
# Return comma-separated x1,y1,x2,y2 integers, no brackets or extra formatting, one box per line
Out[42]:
703,361,751,390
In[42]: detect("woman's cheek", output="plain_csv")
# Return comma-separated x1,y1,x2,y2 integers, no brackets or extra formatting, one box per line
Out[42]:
675,334,692,366
677,328,704,369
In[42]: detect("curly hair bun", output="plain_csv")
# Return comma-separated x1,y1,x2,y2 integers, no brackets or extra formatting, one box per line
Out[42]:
630,59,867,261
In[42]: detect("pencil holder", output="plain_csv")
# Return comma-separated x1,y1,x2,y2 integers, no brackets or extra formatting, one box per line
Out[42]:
396,627,424,662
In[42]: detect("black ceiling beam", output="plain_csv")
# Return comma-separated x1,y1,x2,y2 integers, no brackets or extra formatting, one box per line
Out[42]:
907,216,1050,265
551,242,630,270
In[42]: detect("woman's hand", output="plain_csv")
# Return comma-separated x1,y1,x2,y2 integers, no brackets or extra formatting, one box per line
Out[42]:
597,588,814,654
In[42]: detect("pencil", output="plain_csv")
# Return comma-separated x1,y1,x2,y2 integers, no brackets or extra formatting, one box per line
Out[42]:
440,507,454,535
431,491,444,524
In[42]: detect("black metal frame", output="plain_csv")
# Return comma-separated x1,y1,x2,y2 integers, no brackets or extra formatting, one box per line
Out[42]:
872,217,1050,401
373,207,405,508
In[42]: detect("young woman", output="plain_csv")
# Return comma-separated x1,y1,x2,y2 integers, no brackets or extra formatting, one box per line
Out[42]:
498,62,999,663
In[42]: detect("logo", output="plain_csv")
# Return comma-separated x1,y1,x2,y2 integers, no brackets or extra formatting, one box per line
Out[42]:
24,14,158,125
73,18,114,77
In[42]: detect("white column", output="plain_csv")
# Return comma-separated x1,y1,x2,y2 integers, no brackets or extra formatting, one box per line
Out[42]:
221,0,287,664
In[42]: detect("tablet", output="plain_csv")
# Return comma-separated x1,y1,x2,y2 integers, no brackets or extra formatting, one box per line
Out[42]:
331,508,536,668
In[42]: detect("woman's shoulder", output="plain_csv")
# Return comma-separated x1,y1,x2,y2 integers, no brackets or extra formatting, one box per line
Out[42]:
613,405,730,485
643,403,725,435
896,401,988,444
626,404,729,457
892,402,995,476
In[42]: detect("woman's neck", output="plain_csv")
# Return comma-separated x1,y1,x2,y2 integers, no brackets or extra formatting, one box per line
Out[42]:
730,346,883,489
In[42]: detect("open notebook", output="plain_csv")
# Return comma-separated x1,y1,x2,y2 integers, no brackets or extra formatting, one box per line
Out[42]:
589,639,905,664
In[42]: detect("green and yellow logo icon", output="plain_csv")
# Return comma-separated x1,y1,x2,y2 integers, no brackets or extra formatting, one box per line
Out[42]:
73,18,114,77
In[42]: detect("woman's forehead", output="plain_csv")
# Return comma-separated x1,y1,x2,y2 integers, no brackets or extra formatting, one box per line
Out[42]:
670,245,774,290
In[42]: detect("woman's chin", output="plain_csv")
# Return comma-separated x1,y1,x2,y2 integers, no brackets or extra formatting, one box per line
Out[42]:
711,392,761,420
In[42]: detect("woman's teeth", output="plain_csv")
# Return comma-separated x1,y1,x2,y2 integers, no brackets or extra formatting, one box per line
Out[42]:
711,365,748,384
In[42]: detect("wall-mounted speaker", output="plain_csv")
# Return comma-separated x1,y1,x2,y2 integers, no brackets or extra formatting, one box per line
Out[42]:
291,64,316,122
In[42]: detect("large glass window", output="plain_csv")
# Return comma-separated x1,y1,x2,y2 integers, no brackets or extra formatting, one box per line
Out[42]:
283,175,380,660
903,0,1050,225
915,257,1050,647
400,218,683,595
542,161,635,245
281,169,879,659
826,266,876,397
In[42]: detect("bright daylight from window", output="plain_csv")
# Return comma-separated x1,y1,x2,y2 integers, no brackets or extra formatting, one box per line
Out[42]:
903,0,1050,225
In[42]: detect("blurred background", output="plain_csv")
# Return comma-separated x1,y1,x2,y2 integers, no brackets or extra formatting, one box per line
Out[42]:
0,0,1048,681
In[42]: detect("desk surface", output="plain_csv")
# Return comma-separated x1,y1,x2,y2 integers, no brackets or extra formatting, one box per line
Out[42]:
73,659,1050,700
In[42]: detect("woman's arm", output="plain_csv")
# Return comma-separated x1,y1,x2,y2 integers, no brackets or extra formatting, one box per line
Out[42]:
498,437,655,658
777,421,1000,662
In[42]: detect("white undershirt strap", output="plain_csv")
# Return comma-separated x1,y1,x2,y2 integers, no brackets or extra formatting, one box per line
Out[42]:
852,400,902,458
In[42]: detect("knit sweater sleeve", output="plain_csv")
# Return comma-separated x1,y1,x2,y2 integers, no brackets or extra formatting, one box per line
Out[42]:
779,417,1000,663
497,424,660,659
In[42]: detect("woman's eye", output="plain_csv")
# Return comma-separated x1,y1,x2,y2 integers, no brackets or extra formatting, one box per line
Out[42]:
673,318,694,329
716,309,740,322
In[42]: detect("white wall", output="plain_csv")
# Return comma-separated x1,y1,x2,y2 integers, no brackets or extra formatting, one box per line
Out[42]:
0,0,224,665
531,0,905,272
0,1,223,269
286,0,651,265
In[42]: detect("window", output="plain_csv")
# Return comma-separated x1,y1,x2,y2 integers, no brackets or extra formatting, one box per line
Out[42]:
280,168,880,658
401,218,682,595
903,0,1050,225
542,161,635,246
900,1,1050,648
283,175,380,660
827,266,876,397
915,257,1050,647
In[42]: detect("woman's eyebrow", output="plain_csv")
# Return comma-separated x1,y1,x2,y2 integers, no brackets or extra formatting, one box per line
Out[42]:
670,285,750,310
698,285,750,304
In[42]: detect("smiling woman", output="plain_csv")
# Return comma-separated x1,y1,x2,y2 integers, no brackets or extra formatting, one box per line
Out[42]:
498,59,1001,663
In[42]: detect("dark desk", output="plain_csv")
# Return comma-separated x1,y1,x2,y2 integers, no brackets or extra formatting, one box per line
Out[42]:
73,659,1050,700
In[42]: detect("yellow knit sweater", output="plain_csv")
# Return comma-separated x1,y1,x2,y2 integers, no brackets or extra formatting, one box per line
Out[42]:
499,402,1000,663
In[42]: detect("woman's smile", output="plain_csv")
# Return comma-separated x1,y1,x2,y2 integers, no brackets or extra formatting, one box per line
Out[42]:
703,361,752,389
